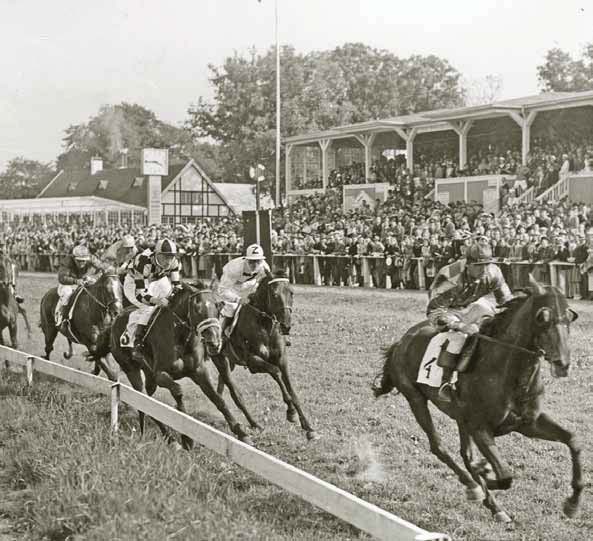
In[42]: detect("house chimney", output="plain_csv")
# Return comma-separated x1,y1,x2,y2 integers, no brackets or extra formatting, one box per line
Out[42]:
90,156,103,175
119,148,129,169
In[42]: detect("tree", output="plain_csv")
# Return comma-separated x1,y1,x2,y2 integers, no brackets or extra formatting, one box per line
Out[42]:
0,157,55,199
537,46,593,92
56,103,197,171
187,42,465,188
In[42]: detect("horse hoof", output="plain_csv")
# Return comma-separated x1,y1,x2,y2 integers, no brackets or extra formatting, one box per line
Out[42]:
250,423,264,432
465,486,485,502
241,436,254,446
172,441,183,452
486,477,512,491
287,410,297,423
494,511,512,523
63,352,72,360
563,499,579,518
306,431,320,441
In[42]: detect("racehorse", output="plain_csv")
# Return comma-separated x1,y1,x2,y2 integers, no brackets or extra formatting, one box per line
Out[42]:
215,269,317,440
0,256,31,348
110,281,256,449
39,272,123,380
372,277,582,522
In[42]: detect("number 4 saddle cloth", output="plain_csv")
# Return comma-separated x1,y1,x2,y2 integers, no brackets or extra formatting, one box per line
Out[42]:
417,333,459,388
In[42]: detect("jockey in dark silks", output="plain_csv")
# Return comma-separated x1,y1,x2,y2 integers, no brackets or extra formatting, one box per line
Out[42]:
56,245,103,328
122,238,182,362
101,234,137,275
0,241,23,304
427,236,513,402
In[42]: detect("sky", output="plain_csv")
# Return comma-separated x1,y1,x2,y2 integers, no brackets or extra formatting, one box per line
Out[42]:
2,0,593,171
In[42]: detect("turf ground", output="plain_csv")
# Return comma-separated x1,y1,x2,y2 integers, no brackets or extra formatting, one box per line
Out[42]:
0,273,592,540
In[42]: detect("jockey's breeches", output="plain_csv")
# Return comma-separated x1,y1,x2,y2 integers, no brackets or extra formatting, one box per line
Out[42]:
440,330,467,355
57,284,76,305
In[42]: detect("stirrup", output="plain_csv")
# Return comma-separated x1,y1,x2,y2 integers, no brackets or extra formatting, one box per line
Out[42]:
438,382,455,402
284,336,292,347
15,295,24,304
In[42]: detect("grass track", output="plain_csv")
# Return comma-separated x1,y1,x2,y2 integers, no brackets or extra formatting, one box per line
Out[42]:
0,274,592,540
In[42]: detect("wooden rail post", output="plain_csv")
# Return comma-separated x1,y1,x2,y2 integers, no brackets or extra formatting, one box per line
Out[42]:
111,380,120,433
25,356,34,386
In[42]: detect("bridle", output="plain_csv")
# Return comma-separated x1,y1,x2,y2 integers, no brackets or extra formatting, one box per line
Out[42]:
79,274,122,314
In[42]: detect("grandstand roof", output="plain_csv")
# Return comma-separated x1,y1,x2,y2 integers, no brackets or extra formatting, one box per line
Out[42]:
284,90,593,144
38,163,186,206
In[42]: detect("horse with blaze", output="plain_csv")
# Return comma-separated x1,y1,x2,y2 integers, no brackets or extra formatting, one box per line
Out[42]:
110,281,256,449
373,277,582,522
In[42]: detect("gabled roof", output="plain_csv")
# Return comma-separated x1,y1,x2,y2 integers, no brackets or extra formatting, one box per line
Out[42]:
213,183,275,213
38,163,186,206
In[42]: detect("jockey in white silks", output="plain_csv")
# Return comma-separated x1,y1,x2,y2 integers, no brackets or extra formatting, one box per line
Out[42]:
122,238,181,361
56,244,103,328
216,243,271,338
427,237,513,402
101,234,137,274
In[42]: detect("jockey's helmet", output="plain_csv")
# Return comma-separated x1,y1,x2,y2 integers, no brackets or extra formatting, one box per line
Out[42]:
72,245,91,261
121,234,135,248
154,238,177,270
245,244,266,261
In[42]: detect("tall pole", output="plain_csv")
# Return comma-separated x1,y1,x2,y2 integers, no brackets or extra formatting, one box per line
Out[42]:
275,0,281,207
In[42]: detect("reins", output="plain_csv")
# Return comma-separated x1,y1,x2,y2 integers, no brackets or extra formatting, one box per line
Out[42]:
473,332,543,358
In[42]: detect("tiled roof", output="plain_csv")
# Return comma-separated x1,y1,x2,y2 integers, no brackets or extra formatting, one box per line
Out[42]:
39,163,186,207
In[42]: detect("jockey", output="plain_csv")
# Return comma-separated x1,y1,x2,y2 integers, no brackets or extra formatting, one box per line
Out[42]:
123,238,181,361
427,236,513,402
56,244,102,327
0,241,24,304
101,234,137,274
216,243,271,339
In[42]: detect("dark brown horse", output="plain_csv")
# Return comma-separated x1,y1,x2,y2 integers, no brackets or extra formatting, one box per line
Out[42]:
373,277,582,522
0,256,31,348
39,272,123,380
110,281,256,449
215,270,317,440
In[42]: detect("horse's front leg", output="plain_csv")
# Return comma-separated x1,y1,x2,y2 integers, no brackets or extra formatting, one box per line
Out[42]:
18,305,31,339
278,359,318,440
8,322,18,350
471,428,514,491
211,353,262,430
515,412,583,518
154,370,193,450
63,339,74,360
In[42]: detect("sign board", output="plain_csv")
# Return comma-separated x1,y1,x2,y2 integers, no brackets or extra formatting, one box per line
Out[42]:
147,176,162,225
141,148,169,177
343,183,389,211
434,175,509,215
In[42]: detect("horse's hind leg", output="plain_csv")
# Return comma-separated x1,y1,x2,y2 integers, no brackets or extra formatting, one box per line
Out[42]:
404,392,481,497
516,412,583,518
63,339,73,360
154,370,193,450
211,354,261,430
43,326,58,360
18,306,31,339
8,322,18,350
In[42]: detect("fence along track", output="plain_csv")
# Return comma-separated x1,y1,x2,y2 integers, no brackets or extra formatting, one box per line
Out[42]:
0,345,448,541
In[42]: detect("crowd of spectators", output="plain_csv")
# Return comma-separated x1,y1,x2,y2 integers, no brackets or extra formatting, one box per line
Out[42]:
2,189,593,298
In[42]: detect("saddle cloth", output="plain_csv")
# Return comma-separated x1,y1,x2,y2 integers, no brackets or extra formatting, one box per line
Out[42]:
120,277,171,347
416,333,459,388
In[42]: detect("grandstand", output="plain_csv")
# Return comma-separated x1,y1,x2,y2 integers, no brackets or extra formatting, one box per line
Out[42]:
284,90,593,209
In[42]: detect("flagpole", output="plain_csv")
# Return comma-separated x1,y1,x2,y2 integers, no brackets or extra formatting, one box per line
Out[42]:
275,0,281,207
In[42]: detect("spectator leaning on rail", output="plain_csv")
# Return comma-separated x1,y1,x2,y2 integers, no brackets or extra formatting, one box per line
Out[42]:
0,240,24,304
122,238,182,362
426,236,513,402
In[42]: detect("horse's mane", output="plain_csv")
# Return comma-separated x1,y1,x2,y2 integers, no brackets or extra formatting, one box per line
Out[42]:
481,292,531,337
270,268,289,280
182,279,210,292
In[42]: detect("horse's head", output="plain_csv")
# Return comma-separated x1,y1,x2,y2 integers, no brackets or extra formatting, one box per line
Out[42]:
94,272,124,319
527,275,578,378
252,269,293,334
174,282,222,356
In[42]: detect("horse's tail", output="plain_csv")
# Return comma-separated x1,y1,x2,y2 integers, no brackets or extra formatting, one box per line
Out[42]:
372,342,400,398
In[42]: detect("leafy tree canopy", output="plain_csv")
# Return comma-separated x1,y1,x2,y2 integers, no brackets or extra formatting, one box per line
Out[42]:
0,157,55,199
537,45,593,92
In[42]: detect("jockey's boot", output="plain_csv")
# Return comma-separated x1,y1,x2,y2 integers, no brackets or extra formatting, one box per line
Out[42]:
11,287,24,304
283,334,291,347
437,351,460,403
59,304,70,331
132,324,148,362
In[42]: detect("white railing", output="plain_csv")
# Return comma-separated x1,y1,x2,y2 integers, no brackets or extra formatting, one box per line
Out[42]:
513,186,535,205
0,345,448,541
535,176,569,203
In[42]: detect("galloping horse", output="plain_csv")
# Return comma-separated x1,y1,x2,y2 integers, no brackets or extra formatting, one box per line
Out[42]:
110,281,256,449
215,270,317,440
373,277,582,522
39,272,123,380
0,256,31,348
